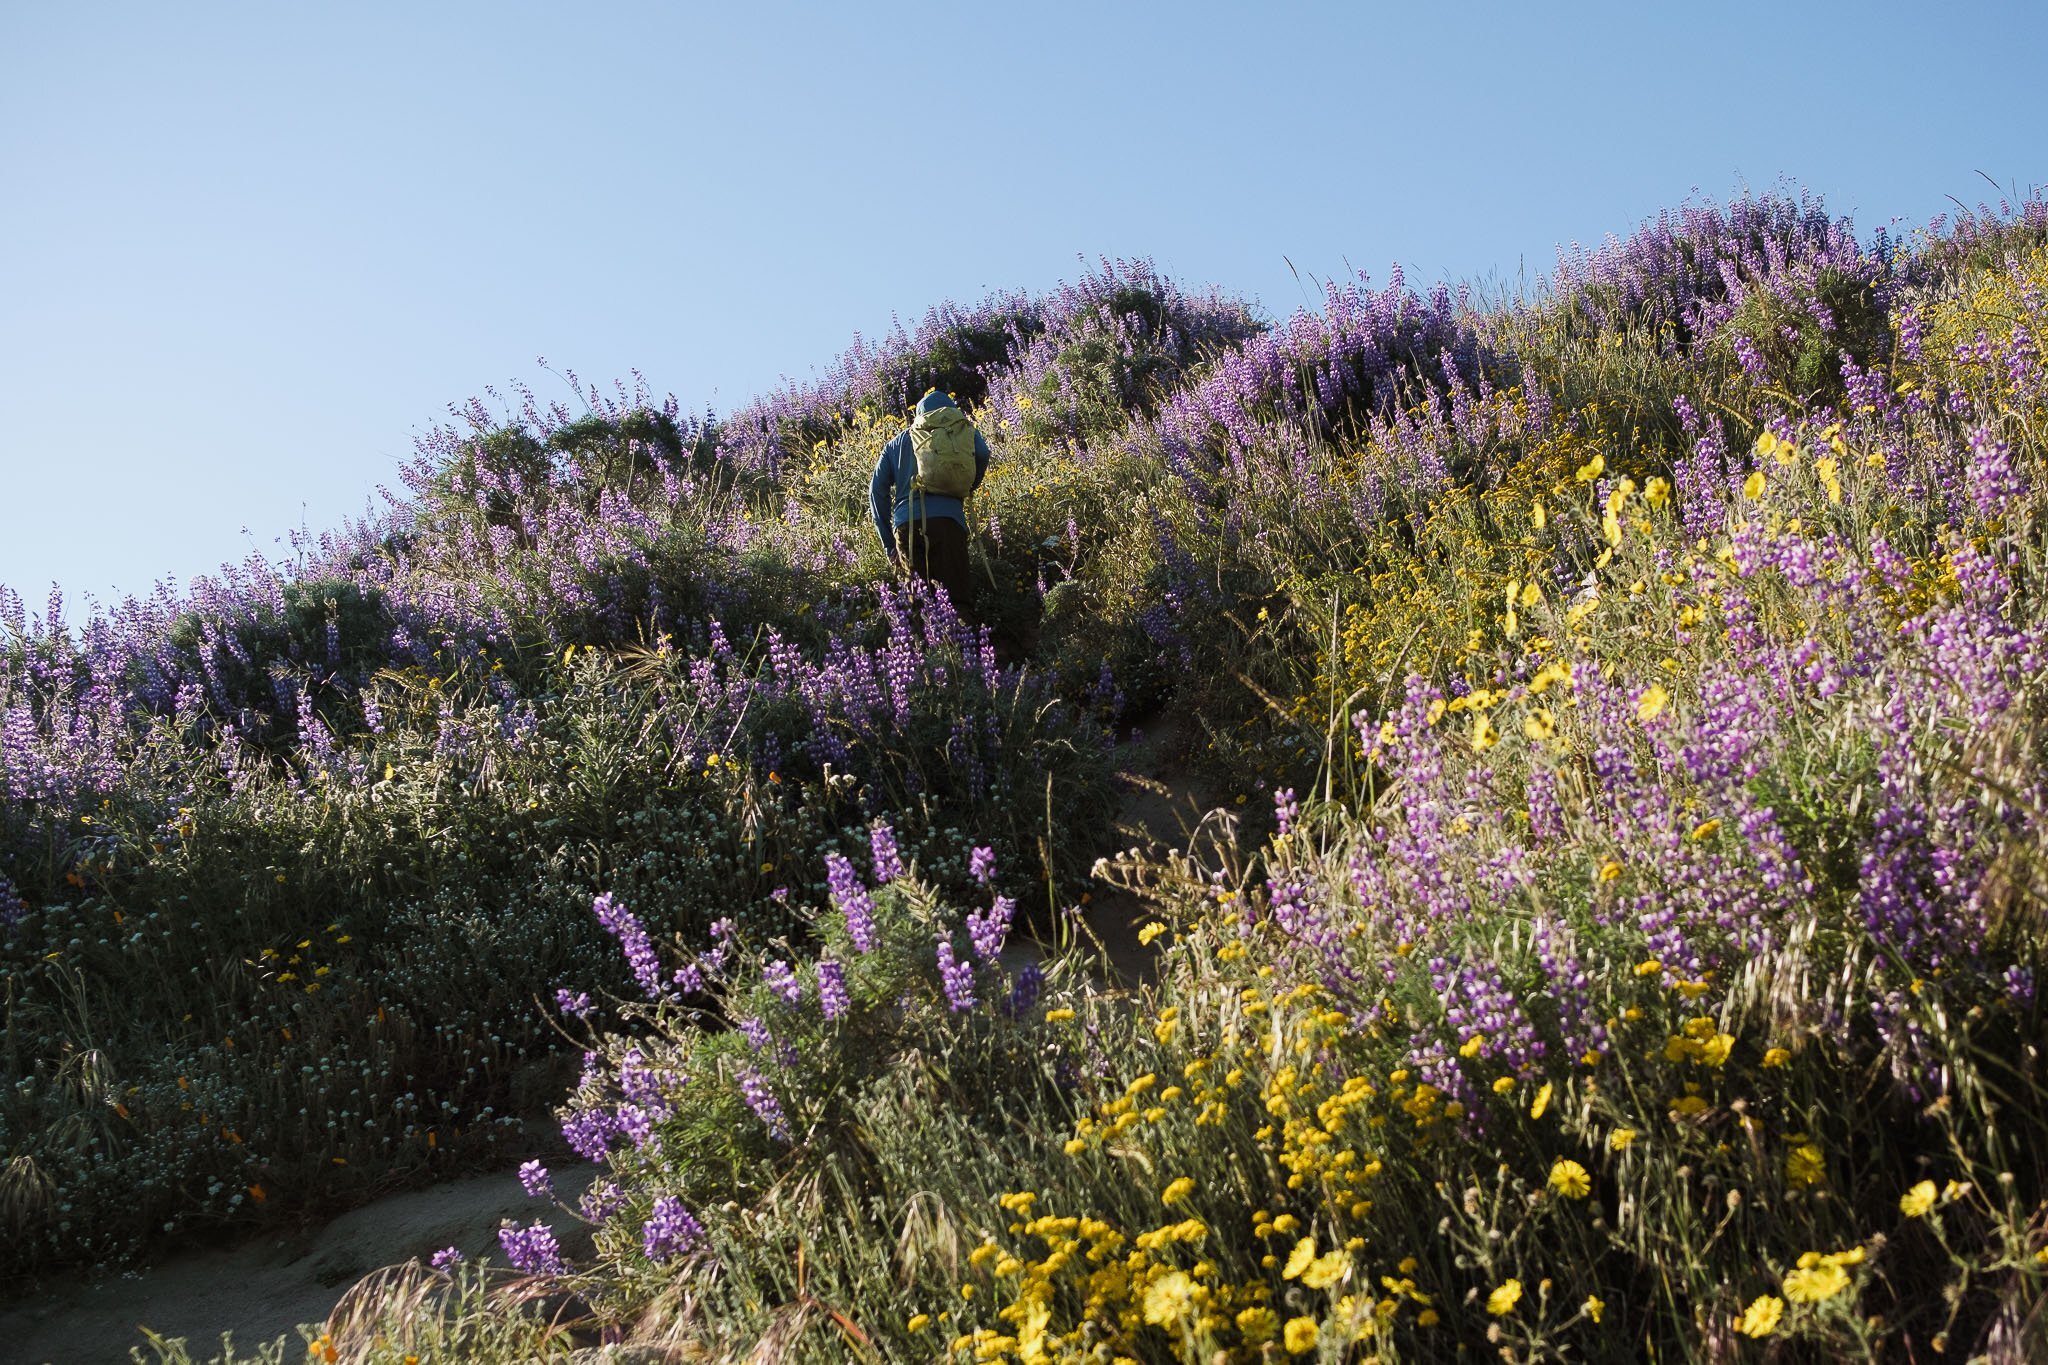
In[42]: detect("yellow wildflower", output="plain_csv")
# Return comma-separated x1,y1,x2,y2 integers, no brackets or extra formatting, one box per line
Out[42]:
1161,1177,1196,1206
1782,1262,1849,1303
1786,1143,1827,1188
1636,683,1670,722
1690,818,1722,841
1762,1046,1791,1068
1235,1306,1278,1343
1743,470,1766,499
1142,1270,1195,1325
1818,454,1843,503
1045,1008,1075,1023
1575,453,1605,482
1900,1180,1937,1217
1530,1082,1553,1119
1137,922,1167,946
1282,1237,1317,1280
1644,476,1670,506
1609,1127,1638,1152
1486,1279,1523,1315
1735,1294,1784,1337
1301,1250,1349,1290
1548,1159,1592,1199
1282,1317,1319,1354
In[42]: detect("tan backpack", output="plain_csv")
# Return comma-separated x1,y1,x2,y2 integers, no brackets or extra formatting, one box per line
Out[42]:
908,404,979,497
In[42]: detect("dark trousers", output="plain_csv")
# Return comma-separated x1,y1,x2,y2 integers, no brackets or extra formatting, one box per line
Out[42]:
895,516,972,617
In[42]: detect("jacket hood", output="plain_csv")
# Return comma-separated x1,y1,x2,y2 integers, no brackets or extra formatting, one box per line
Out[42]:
915,390,960,418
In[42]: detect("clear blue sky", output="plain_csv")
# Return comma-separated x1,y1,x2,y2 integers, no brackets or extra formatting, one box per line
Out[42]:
3,0,2041,609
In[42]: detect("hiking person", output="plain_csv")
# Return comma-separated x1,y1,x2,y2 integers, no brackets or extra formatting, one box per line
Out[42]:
869,388,990,613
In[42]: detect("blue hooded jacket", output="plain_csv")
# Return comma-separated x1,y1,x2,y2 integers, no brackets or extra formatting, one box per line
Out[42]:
869,390,991,553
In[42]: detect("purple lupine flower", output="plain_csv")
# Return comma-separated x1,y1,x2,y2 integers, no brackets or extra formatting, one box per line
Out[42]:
1732,333,1767,380
969,845,996,885
617,1045,684,1110
739,1016,773,1051
429,1246,464,1273
738,1066,792,1142
871,821,906,883
967,895,1014,962
826,852,877,952
555,988,594,1020
1007,961,1043,1017
1897,302,1925,362
561,1107,616,1162
580,1179,625,1224
817,959,849,1020
1432,953,1547,1074
592,892,665,1000
936,936,976,1012
2005,965,2036,1006
497,1221,568,1275
1274,787,1299,837
518,1159,553,1200
1968,427,2028,522
762,958,802,1005
616,1103,659,1149
672,961,707,994
642,1195,705,1263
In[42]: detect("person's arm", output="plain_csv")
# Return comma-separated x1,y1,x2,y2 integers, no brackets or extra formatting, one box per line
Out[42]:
870,440,898,557
971,429,991,492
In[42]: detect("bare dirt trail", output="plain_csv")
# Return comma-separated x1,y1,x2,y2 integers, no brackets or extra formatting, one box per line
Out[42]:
0,1165,599,1365
0,713,1216,1365
1056,706,1227,986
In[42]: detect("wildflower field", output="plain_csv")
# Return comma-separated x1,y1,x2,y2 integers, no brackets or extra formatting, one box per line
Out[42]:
6,189,2048,1361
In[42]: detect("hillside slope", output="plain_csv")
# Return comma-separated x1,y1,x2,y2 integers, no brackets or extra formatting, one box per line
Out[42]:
6,196,2048,1362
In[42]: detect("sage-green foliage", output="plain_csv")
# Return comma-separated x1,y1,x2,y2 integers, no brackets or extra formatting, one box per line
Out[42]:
2,619,1113,1274
10,202,2048,1365
240,219,2048,1363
